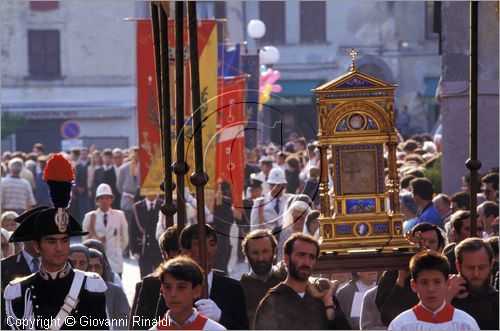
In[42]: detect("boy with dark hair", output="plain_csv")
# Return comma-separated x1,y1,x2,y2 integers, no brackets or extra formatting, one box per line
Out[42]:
389,251,479,330
179,224,249,329
376,222,446,326
129,225,181,329
152,257,225,330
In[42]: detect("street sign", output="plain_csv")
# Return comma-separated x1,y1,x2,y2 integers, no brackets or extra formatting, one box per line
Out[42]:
61,139,83,152
60,120,81,140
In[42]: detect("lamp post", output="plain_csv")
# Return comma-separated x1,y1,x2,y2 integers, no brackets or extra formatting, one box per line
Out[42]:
246,19,280,145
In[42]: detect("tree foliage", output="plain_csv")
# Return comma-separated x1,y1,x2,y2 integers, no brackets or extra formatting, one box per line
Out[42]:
1,112,26,139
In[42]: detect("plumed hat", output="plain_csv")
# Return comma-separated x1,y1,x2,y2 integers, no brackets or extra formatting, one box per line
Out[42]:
9,154,87,243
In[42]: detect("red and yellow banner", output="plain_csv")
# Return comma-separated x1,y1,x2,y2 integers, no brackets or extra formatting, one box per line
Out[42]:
136,19,218,198
215,76,247,210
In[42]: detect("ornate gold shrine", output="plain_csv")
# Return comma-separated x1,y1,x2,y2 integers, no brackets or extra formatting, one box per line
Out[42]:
314,50,414,254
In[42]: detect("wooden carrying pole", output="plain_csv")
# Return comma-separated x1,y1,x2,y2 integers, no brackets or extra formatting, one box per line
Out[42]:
466,1,481,237
187,0,209,299
150,3,177,228
172,1,188,231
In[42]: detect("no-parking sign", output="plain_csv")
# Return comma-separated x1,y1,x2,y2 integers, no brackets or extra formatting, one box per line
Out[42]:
60,120,81,140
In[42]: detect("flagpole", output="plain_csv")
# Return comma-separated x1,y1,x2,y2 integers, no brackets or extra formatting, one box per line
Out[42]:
172,1,187,232
187,0,209,299
157,3,176,228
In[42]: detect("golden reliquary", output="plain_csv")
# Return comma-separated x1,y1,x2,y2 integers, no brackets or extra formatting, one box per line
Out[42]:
314,49,414,254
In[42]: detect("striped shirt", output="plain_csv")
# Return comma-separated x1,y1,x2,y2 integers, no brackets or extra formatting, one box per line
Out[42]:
1,176,36,212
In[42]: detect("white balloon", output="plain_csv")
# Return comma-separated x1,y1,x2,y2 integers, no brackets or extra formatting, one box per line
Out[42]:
259,46,280,65
247,19,266,39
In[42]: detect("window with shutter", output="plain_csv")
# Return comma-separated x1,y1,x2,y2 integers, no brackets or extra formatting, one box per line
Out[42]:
259,1,285,44
29,1,59,11
28,30,61,80
300,1,326,43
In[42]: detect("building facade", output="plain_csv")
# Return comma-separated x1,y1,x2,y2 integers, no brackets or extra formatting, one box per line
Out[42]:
2,1,443,153
222,1,442,142
1,1,138,152
437,2,499,194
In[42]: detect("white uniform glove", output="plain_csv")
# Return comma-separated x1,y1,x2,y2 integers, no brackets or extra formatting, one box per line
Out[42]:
195,298,222,322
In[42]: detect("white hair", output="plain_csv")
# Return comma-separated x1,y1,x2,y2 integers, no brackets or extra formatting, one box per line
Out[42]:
422,141,437,154
1,228,14,257
7,158,23,173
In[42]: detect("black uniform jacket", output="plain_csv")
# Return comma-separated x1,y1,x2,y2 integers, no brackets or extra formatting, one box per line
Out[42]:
1,251,32,290
130,199,163,259
3,263,108,330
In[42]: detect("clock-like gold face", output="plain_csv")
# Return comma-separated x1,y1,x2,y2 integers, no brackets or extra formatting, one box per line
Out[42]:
348,114,365,130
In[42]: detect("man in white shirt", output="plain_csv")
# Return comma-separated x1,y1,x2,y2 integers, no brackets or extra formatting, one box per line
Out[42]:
250,167,292,232
82,183,128,276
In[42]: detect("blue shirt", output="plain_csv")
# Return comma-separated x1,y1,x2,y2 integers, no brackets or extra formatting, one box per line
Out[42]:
417,203,443,228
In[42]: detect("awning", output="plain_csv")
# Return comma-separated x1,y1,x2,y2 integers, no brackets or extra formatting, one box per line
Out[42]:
268,80,323,106
424,77,439,97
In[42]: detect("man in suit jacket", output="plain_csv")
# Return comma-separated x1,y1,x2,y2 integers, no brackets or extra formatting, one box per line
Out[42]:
75,147,92,222
130,224,249,330
130,195,163,278
92,149,112,201
1,207,48,290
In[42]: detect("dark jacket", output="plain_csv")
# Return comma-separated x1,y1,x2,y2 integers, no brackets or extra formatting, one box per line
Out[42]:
130,275,162,330
131,271,249,330
104,281,130,330
375,270,418,326
254,282,351,330
452,286,499,330
240,272,283,329
103,167,120,209
130,199,163,259
3,266,108,330
75,162,89,197
1,251,32,290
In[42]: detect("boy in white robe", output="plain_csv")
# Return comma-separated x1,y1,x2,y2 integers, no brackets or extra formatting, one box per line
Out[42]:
389,251,479,330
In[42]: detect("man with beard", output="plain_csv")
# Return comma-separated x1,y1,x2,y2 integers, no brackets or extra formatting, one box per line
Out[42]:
253,233,350,330
448,238,499,330
240,229,285,328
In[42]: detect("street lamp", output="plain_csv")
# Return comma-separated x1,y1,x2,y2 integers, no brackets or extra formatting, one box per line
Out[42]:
259,45,280,65
246,19,281,144
247,19,266,39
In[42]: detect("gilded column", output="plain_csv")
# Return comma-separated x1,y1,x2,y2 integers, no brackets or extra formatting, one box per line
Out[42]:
318,145,331,217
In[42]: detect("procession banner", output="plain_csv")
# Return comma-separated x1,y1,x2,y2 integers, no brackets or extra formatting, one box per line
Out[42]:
136,19,163,195
240,54,260,149
168,19,218,199
136,19,218,197
218,43,241,77
215,76,247,210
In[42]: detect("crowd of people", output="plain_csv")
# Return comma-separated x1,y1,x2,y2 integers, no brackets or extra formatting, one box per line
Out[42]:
1,131,499,330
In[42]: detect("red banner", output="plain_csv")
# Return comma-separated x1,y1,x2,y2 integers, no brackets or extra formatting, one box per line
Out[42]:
136,20,163,195
215,76,247,209
136,19,218,196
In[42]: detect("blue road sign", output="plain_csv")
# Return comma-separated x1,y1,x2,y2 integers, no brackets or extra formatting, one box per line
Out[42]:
60,120,81,140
